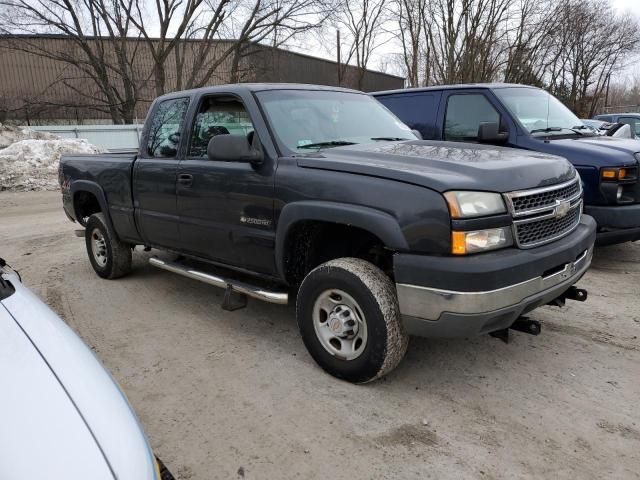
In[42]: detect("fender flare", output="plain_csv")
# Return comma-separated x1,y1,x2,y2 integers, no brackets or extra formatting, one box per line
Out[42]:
70,180,114,231
275,201,408,281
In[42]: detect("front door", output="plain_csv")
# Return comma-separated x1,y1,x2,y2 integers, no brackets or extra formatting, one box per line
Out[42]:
440,91,503,143
177,94,276,275
133,96,190,249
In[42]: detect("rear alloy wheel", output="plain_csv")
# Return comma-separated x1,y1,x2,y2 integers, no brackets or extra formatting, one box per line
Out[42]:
84,213,132,279
297,258,408,383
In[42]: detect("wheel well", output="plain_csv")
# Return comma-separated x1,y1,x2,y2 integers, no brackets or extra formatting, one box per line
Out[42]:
74,191,101,226
282,221,394,287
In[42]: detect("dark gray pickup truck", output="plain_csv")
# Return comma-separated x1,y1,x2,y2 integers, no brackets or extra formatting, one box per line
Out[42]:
60,83,596,382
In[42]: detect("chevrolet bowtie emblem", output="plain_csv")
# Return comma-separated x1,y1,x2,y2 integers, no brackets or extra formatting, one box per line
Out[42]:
554,199,571,218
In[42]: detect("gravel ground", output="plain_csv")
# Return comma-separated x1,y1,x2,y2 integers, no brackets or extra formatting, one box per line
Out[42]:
2,190,639,480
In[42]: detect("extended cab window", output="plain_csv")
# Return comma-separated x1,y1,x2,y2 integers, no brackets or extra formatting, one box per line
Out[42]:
146,97,190,158
444,94,499,141
189,96,255,158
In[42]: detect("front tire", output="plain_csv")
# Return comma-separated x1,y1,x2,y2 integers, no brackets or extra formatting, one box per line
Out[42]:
296,258,408,383
85,213,132,279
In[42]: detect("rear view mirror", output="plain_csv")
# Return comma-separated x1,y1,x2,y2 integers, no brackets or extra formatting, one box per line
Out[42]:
478,122,508,143
207,134,263,165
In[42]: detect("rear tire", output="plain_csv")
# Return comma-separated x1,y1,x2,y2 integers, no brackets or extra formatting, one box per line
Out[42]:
296,258,408,383
85,213,132,279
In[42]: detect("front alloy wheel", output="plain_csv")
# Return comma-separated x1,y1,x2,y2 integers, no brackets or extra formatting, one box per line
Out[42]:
312,289,368,360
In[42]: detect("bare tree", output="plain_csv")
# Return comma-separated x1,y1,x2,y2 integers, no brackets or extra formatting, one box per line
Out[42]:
545,0,640,116
394,0,426,87
0,0,145,124
333,0,388,90
126,0,331,93
502,0,555,86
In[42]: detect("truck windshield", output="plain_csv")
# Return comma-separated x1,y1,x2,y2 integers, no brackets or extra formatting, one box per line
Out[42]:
494,87,588,137
255,90,417,152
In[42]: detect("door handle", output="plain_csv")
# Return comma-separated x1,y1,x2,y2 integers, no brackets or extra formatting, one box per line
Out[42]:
178,173,193,186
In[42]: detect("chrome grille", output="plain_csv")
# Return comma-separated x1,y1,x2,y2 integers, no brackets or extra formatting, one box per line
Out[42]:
515,206,581,246
505,175,583,248
510,181,581,214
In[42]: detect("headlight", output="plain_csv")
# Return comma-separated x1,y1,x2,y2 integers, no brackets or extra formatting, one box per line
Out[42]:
601,167,637,182
444,191,506,218
452,227,513,255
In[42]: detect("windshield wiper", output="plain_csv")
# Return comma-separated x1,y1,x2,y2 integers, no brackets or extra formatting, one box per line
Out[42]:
370,137,412,141
297,140,358,149
530,126,583,136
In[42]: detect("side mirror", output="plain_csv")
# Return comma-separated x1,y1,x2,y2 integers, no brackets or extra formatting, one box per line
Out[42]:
478,122,508,143
411,129,423,140
207,134,264,165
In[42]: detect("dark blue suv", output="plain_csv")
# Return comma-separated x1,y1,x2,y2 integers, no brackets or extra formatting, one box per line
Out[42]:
374,84,640,244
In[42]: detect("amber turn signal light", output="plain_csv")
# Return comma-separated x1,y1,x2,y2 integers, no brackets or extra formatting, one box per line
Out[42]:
601,168,630,181
451,231,467,255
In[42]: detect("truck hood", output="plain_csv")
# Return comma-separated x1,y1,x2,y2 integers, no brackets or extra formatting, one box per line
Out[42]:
297,140,575,193
539,136,640,167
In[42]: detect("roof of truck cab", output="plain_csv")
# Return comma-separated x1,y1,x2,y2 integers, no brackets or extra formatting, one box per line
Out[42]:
372,83,539,96
155,83,362,101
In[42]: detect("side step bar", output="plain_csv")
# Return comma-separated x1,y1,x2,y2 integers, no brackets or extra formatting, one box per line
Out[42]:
149,257,288,305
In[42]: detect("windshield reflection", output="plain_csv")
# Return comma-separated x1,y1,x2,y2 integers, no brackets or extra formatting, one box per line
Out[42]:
494,88,589,137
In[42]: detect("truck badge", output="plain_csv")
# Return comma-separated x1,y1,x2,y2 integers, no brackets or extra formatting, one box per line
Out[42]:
240,216,271,227
554,200,570,218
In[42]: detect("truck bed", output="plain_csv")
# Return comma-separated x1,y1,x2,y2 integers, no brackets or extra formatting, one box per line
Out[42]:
60,151,138,242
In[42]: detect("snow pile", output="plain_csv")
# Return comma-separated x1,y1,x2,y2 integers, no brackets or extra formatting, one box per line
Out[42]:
0,125,105,191
0,124,58,149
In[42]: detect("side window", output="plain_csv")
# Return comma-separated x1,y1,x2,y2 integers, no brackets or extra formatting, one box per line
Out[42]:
444,94,500,141
377,93,438,139
146,97,190,158
188,96,255,158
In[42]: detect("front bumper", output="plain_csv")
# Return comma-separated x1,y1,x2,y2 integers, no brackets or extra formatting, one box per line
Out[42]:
394,216,596,338
584,204,640,245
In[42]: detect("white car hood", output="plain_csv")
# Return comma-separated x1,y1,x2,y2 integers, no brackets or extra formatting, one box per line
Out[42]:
0,271,156,480
0,302,113,479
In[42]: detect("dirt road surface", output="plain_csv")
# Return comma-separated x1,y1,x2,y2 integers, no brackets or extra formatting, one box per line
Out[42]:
2,190,639,479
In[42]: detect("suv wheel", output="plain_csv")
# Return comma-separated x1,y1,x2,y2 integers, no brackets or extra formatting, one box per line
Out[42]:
296,258,408,383
85,213,132,279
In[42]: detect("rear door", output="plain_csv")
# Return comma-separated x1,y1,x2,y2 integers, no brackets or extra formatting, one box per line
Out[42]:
133,96,190,249
176,93,276,274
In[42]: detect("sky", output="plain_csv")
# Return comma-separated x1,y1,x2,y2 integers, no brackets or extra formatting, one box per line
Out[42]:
612,0,640,15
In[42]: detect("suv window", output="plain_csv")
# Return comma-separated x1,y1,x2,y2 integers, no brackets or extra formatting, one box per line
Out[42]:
189,96,255,158
146,97,190,158
444,94,500,141
618,117,640,136
377,93,438,139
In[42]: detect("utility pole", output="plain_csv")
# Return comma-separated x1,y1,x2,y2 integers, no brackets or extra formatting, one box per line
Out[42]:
604,72,611,113
337,29,341,86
